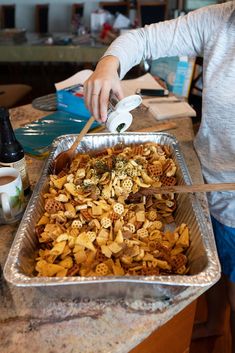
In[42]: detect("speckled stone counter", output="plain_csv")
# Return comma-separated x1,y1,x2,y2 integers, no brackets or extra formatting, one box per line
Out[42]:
0,105,216,353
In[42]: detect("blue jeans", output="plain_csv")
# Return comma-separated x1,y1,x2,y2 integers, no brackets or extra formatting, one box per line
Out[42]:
211,215,235,283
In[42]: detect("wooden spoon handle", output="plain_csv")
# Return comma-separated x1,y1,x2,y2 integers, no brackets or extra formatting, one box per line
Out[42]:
135,121,177,132
92,121,177,134
70,116,95,154
149,183,235,194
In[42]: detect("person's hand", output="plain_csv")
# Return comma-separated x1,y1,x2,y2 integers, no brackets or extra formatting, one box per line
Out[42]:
83,56,124,123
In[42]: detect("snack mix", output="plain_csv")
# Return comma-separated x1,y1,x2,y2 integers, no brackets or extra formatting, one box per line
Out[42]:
35,142,190,277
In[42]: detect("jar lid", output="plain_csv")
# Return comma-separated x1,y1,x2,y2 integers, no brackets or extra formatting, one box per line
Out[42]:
115,94,142,112
106,111,133,133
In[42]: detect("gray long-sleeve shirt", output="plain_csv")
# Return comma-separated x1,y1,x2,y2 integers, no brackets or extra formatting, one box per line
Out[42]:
104,1,235,227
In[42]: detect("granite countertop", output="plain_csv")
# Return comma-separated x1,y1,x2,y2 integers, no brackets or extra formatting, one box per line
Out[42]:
0,105,216,353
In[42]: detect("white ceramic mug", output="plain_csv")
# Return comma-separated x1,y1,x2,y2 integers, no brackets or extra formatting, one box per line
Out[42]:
0,167,25,224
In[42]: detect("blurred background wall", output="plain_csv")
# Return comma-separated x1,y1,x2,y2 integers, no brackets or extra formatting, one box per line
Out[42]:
0,0,177,32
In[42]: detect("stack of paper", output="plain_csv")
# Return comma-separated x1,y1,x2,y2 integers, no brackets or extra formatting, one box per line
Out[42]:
143,97,196,120
121,73,196,120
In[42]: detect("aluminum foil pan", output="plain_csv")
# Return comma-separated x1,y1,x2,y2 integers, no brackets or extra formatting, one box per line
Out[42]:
4,133,220,300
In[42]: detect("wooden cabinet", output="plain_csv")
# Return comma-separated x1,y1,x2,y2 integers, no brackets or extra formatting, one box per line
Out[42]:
130,301,196,353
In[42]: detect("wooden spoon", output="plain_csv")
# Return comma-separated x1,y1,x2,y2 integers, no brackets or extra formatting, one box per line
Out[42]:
53,116,95,174
129,183,235,197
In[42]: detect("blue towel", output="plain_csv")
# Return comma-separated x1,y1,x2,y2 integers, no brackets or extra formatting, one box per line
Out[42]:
15,111,100,157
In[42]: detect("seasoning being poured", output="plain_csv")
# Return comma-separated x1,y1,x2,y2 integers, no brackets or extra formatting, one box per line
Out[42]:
105,94,142,133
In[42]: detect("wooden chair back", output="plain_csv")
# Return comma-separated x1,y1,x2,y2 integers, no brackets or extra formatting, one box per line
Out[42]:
35,4,49,34
0,5,15,29
72,3,84,19
99,1,129,16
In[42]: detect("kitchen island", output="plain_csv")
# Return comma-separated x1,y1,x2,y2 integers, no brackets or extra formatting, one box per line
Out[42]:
0,104,219,353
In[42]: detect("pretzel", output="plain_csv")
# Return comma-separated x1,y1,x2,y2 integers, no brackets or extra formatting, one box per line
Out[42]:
109,211,120,221
80,209,93,221
160,175,177,186
162,159,172,173
131,144,144,156
44,199,64,214
162,145,172,157
171,253,187,271
35,225,45,237
112,144,125,155
67,264,80,276
95,248,108,262
147,163,163,177
140,266,160,276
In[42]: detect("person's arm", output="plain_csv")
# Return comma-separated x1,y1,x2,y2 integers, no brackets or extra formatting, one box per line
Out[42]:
84,3,226,122
83,55,123,123
106,3,225,79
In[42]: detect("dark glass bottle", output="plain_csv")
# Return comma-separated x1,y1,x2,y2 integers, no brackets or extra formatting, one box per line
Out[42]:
0,107,30,196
